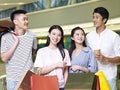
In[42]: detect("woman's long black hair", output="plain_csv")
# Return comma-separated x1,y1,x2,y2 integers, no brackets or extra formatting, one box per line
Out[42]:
69,27,86,59
45,25,65,60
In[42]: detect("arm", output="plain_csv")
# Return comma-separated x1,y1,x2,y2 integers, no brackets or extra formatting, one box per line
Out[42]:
37,61,67,75
106,56,120,63
71,65,89,73
63,66,68,85
96,55,120,63
1,34,19,62
95,35,120,64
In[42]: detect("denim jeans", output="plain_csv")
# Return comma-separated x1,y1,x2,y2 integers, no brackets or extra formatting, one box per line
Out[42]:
108,78,117,90
6,80,18,90
59,88,64,90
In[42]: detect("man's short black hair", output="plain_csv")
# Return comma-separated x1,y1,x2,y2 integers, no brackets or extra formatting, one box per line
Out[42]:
10,9,27,22
93,7,109,24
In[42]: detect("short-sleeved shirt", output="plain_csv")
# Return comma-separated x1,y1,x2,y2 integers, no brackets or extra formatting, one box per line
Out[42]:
86,29,120,80
69,47,97,73
34,47,71,88
1,31,37,81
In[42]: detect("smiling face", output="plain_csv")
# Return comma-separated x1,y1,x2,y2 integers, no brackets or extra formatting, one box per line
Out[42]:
13,14,28,31
93,13,106,28
72,29,85,45
49,28,62,46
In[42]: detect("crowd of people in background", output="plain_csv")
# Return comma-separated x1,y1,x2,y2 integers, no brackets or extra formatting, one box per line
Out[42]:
0,6,120,90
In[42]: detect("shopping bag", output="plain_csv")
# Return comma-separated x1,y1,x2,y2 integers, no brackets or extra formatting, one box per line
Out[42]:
15,70,35,90
95,71,110,90
92,75,100,90
96,76,100,90
31,74,59,90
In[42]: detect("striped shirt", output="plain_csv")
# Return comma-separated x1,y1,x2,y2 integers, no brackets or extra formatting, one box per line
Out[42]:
1,31,37,81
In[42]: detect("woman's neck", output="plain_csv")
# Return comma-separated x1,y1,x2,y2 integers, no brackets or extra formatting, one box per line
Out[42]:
75,43,84,50
74,44,84,56
48,43,57,49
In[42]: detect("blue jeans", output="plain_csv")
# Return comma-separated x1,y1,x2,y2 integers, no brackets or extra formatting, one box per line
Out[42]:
108,78,117,90
59,88,64,90
7,80,18,90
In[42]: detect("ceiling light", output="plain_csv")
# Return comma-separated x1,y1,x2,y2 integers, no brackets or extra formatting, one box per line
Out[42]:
0,2,25,6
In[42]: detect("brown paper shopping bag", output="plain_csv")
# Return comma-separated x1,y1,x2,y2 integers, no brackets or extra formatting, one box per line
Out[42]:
15,70,35,90
31,74,59,90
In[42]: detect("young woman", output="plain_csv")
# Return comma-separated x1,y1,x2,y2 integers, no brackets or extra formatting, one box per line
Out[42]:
34,25,71,90
69,27,97,73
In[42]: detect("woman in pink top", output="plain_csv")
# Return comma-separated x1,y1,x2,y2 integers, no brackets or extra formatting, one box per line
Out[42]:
34,25,71,90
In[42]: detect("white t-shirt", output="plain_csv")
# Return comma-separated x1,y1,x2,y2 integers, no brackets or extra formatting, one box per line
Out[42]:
86,29,120,80
34,47,71,88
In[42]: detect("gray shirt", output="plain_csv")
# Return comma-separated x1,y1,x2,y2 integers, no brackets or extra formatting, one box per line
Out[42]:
1,31,37,81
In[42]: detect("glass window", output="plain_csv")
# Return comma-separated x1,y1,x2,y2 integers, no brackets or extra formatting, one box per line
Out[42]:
33,0,46,9
50,0,69,8
0,0,90,19
20,3,37,13
0,7,16,19
76,0,88,3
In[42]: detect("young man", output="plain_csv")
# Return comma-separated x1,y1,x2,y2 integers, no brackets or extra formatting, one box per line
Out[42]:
86,7,120,90
0,10,37,90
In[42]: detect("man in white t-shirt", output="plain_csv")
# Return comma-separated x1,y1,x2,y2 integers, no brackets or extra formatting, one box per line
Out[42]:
86,7,120,90
0,10,37,90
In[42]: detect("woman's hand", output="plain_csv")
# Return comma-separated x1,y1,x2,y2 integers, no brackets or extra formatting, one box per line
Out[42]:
71,65,80,72
71,65,89,73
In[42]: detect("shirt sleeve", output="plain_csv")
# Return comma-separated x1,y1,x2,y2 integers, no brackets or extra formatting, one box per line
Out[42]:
113,35,120,56
1,35,9,53
88,50,97,73
34,49,44,68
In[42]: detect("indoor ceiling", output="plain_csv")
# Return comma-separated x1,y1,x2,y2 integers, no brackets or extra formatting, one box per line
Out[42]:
0,0,37,11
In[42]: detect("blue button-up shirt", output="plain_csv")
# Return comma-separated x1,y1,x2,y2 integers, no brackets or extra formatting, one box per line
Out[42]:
69,47,97,73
